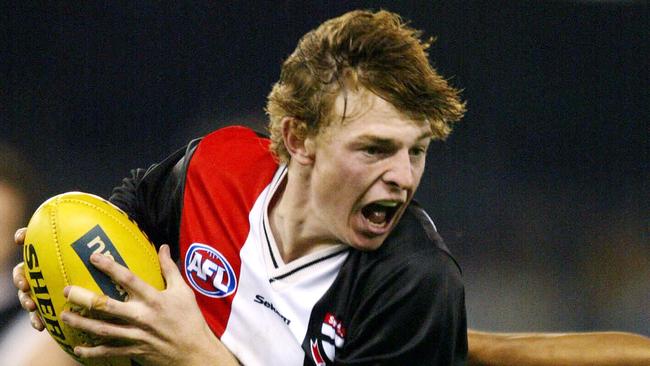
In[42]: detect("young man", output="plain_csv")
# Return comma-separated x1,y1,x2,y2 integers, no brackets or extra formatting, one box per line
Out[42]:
12,9,650,366
16,10,468,365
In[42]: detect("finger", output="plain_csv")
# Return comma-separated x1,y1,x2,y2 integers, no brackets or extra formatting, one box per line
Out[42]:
61,310,140,342
13,262,30,291
18,288,37,311
14,227,27,245
30,311,45,331
159,244,181,288
65,286,112,312
73,343,141,359
89,252,157,299
65,286,144,325
65,285,139,322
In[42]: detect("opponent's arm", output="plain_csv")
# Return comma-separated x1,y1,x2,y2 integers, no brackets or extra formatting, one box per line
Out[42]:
467,329,650,366
21,331,81,366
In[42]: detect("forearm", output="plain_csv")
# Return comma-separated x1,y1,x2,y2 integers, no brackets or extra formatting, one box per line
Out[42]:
467,329,650,366
189,330,241,366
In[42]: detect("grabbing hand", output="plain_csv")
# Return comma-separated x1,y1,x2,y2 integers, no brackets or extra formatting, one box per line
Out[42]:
60,244,239,366
12,227,46,331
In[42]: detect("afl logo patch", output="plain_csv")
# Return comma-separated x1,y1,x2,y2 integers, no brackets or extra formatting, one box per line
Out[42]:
185,243,237,298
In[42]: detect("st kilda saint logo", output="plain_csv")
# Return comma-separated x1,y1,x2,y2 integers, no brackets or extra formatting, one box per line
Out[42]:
310,312,346,365
185,243,237,298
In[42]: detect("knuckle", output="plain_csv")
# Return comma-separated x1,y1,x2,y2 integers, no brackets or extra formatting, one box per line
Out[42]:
29,312,44,330
148,297,162,310
75,346,89,358
131,310,148,326
101,297,114,312
12,262,21,274
14,227,26,244
12,263,26,284
176,282,193,296
95,324,111,337
130,345,145,356
18,290,34,309
120,270,137,285
73,348,84,358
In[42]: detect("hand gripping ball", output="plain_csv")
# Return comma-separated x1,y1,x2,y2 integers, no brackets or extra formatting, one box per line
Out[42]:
23,192,165,366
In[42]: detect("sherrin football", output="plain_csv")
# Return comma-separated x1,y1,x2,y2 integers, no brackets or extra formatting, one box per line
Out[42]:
23,192,165,366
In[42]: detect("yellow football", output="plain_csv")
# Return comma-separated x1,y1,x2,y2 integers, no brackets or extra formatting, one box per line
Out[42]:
23,191,165,366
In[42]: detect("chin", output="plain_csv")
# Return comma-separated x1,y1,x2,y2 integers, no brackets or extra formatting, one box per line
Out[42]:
348,233,387,251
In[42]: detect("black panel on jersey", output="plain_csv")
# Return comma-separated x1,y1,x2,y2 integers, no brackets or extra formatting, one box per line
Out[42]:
302,204,467,365
110,139,200,260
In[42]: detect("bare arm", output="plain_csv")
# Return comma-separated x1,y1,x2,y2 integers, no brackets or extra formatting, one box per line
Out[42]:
23,334,81,366
468,329,650,366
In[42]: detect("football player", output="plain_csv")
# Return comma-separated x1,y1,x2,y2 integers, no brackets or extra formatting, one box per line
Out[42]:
12,9,650,366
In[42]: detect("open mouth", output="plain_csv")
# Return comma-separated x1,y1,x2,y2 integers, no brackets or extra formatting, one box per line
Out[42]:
361,200,401,227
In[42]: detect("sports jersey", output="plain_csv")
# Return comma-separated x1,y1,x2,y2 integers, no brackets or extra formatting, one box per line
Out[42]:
110,126,467,365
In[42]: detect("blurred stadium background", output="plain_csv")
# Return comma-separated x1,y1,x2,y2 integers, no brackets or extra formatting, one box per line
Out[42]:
4,1,648,335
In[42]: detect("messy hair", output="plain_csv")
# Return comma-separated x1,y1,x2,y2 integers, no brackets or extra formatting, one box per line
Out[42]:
266,9,466,163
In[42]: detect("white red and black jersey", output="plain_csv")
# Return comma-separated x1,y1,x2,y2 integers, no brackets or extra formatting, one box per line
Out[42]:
111,126,467,365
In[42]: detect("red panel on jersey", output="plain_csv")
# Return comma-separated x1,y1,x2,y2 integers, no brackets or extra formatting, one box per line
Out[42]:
179,126,278,336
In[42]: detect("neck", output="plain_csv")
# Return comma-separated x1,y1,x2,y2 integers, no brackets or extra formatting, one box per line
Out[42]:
268,162,339,263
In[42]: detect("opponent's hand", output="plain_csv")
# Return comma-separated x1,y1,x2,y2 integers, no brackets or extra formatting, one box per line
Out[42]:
60,244,239,366
12,227,46,331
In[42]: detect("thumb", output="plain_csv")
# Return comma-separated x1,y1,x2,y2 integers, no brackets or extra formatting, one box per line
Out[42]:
158,244,183,288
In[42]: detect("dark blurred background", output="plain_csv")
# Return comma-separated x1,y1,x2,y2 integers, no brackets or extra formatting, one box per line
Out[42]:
3,1,648,335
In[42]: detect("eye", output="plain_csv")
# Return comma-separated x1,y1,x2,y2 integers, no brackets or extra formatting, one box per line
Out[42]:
361,144,392,157
364,146,381,156
409,146,427,157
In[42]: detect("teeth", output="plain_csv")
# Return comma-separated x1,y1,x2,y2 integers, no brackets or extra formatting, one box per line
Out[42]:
375,200,399,207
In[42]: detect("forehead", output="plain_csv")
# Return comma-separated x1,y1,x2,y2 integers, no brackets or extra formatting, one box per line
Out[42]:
323,87,432,139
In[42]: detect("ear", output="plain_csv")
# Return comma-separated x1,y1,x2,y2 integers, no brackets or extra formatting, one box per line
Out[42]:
281,117,315,165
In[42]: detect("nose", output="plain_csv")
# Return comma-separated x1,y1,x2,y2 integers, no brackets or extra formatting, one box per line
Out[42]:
382,149,415,191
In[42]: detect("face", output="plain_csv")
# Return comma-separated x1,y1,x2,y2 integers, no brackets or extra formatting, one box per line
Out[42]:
304,88,432,251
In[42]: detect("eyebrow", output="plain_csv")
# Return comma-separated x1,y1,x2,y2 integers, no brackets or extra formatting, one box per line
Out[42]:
355,131,433,145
